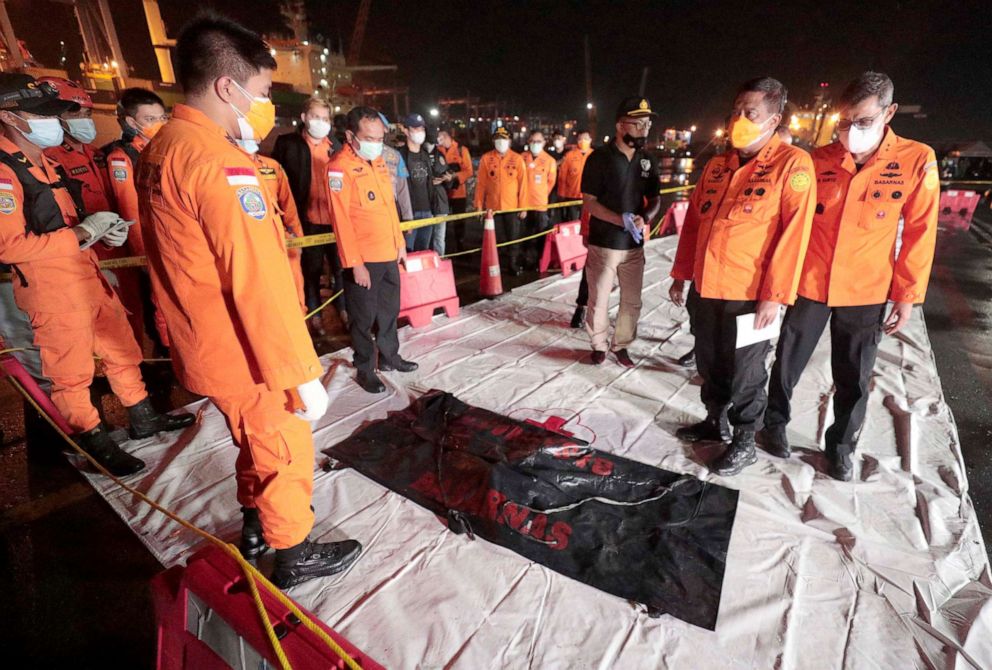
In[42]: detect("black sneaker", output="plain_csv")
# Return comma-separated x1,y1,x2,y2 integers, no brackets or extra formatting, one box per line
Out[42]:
711,429,758,476
589,350,606,365
827,448,854,481
675,409,731,443
356,371,386,394
127,398,196,439
757,426,791,458
239,507,269,561
570,306,586,329
271,538,363,589
677,348,696,368
77,424,146,477
379,358,418,373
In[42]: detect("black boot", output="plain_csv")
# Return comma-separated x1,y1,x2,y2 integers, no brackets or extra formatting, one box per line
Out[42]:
757,426,791,458
356,371,386,394
570,306,586,329
77,424,146,477
711,428,758,476
239,507,269,561
826,444,854,481
379,358,418,372
675,407,731,443
127,398,196,439
271,537,363,589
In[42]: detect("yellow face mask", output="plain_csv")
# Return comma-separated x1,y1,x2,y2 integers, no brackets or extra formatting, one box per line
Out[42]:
578,139,592,150
729,114,773,151
230,79,276,141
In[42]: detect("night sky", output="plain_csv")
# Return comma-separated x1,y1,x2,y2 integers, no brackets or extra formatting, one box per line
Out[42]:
12,0,992,141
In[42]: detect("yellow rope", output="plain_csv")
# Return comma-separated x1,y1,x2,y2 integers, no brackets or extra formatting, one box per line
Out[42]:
2,373,363,670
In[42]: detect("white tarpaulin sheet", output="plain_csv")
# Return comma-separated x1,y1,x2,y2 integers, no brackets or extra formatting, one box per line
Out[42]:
76,237,992,669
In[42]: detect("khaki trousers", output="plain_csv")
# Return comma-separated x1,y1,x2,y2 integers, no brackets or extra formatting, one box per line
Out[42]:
584,244,645,352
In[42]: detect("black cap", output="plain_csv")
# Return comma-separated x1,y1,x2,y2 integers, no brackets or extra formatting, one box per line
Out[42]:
615,96,657,121
0,73,79,116
404,113,426,128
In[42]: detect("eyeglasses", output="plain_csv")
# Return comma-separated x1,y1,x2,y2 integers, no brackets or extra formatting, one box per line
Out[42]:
621,119,651,131
836,109,883,132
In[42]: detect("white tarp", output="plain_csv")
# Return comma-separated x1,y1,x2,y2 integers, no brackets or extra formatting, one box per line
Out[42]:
75,237,992,669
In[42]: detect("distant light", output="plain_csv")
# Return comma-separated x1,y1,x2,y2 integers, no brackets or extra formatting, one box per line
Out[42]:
469,117,476,122
270,48,277,57
320,78,328,87
334,105,341,112
302,40,309,46
320,53,327,63
603,135,609,142
323,48,329,55
586,102,594,110
715,129,724,138
514,115,520,121
521,126,527,133
690,125,697,132
429,108,439,117
829,113,839,123
110,60,118,69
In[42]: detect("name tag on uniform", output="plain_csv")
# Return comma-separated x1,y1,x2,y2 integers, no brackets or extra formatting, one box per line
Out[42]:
535,174,542,183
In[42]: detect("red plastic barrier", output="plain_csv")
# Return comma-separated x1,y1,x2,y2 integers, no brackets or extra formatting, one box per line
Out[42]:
153,545,384,670
658,200,689,237
939,189,980,230
0,341,73,435
539,221,587,277
399,250,459,327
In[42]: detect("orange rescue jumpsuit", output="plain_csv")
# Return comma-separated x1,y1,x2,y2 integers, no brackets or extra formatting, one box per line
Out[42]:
0,136,146,432
137,104,323,549
441,140,473,202
254,153,307,314
475,149,529,267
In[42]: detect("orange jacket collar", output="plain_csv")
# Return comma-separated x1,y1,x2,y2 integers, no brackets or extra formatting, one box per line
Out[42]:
731,132,781,169
171,103,234,143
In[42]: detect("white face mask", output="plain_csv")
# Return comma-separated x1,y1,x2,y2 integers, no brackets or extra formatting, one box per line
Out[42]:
494,138,510,154
410,130,426,145
840,118,884,155
237,138,259,154
530,141,545,153
14,115,63,148
66,118,97,144
306,118,331,140
554,139,565,151
355,138,384,161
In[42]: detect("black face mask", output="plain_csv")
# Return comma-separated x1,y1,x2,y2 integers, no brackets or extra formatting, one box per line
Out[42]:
623,133,647,150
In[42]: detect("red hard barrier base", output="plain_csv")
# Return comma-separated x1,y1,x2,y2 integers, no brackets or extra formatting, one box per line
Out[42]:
539,221,587,277
399,250,460,327
658,200,689,237
938,189,980,230
0,343,73,436
153,544,384,670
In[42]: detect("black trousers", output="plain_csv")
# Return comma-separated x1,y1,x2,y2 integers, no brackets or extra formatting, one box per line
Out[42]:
766,296,885,453
686,281,699,337
559,204,582,223
301,221,346,314
343,261,401,376
447,198,468,250
494,212,523,268
525,210,550,263
692,287,771,431
575,267,589,307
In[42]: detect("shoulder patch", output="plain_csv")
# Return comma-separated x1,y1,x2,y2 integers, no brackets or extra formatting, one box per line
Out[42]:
923,169,939,191
789,171,811,193
328,170,344,193
0,192,17,215
112,167,127,182
236,186,267,220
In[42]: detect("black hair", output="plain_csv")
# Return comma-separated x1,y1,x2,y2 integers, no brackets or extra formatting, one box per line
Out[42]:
840,71,894,108
736,77,788,115
575,128,591,137
117,87,164,119
176,12,277,95
346,106,381,133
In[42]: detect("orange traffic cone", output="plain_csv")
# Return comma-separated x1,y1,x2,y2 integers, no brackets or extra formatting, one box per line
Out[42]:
480,209,504,297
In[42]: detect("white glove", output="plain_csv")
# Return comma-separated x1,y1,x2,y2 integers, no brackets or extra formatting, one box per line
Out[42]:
77,212,123,243
296,377,329,422
101,222,131,247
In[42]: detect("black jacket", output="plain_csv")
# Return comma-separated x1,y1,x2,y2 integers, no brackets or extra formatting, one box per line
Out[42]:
271,130,342,222
398,144,451,216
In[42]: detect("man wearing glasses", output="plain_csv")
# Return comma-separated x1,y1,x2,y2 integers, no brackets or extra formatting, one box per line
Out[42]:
760,72,939,481
670,77,815,477
580,97,662,367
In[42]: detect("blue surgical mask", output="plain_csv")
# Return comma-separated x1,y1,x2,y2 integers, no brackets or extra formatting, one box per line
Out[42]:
65,118,97,144
356,139,383,161
14,115,63,148
237,138,259,155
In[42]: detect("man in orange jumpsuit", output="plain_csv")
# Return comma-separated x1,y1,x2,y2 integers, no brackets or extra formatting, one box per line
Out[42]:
558,129,594,328
0,73,193,476
138,14,360,588
106,88,169,347
670,77,815,476
325,106,418,394
523,130,557,267
761,72,939,481
437,127,473,250
39,77,147,343
475,126,528,275
235,134,307,314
